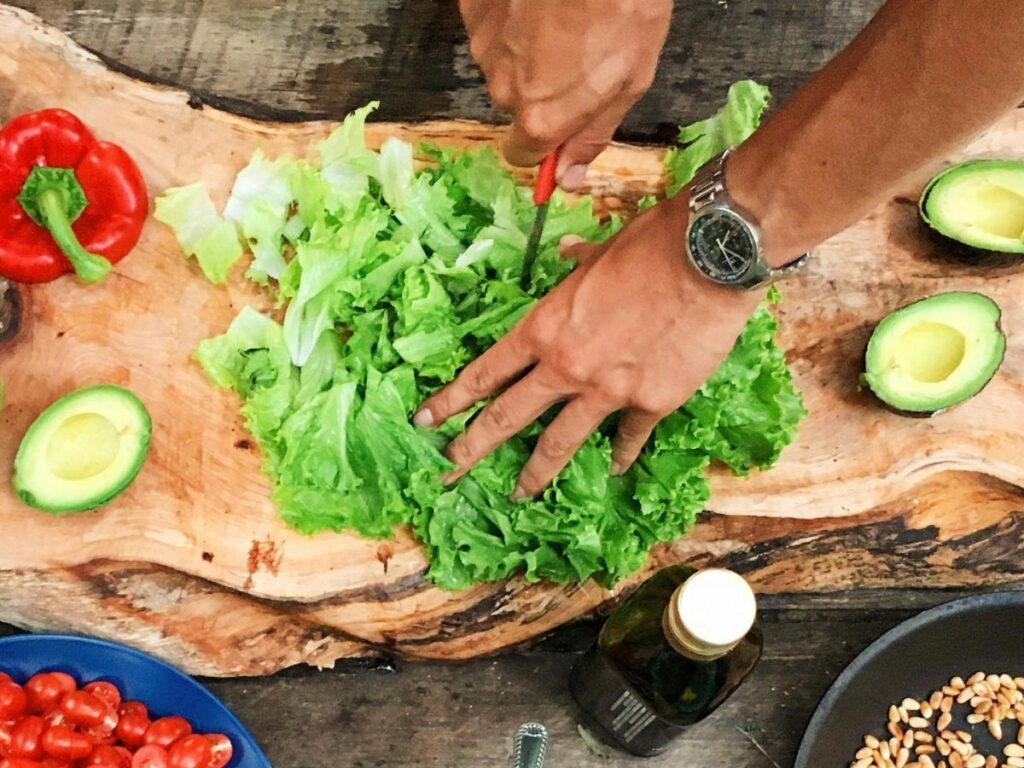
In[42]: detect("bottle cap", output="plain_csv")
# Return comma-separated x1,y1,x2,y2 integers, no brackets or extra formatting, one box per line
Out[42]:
663,569,757,660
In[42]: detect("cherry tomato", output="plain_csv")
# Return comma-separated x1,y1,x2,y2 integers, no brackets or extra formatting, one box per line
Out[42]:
142,719,191,750
40,726,92,761
166,736,210,768
9,717,45,760
42,677,74,699
40,710,65,730
0,721,13,757
114,747,132,763
82,683,120,712
204,735,232,768
58,692,109,729
0,683,27,722
84,745,129,768
117,702,147,719
0,673,11,684
130,745,168,768
81,720,118,746
114,712,150,749
23,677,64,716
40,760,72,768
0,758,46,768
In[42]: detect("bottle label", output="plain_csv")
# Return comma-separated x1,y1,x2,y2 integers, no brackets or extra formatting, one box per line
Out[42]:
608,689,659,745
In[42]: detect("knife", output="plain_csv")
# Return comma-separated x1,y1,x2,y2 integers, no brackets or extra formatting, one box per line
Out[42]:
519,149,560,291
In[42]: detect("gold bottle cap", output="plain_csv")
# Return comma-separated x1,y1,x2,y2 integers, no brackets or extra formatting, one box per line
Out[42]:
663,569,757,660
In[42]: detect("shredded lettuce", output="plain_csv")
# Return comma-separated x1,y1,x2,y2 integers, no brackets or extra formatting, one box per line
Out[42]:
154,183,243,283
159,85,803,590
665,80,771,196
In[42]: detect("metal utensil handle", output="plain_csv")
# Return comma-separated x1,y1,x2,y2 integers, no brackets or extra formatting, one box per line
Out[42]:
512,721,548,768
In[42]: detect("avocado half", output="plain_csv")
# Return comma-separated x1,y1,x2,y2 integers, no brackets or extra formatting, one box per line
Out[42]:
13,385,152,513
863,292,1005,415
920,159,1024,259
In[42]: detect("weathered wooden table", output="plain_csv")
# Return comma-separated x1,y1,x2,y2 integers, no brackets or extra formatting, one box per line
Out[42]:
8,1,1020,766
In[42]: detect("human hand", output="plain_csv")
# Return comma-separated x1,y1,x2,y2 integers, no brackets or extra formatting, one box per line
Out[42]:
460,0,672,187
414,196,763,498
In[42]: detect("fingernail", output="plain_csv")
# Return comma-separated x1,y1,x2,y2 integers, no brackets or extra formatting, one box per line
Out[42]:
441,470,460,486
413,408,434,427
510,484,527,501
559,163,588,190
610,460,625,476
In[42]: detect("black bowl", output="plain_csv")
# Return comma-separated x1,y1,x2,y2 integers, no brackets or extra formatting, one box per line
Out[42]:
795,591,1024,767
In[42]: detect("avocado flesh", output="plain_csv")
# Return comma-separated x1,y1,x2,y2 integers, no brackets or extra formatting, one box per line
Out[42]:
864,292,1005,414
921,159,1024,253
13,385,152,513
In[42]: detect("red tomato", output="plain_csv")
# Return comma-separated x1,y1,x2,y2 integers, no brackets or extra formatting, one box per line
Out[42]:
9,717,45,760
84,745,129,768
114,712,150,749
130,745,168,768
0,673,11,684
0,721,13,757
42,677,74,699
40,710,65,730
0,683,27,722
0,758,47,768
166,736,210,768
114,747,133,762
41,726,92,761
23,677,65,716
82,683,120,712
117,702,147,719
142,719,191,750
204,735,232,768
58,692,109,729
40,760,72,768
81,721,118,746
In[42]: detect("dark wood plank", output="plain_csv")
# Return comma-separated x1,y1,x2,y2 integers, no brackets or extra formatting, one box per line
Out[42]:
6,591,983,766
8,0,883,141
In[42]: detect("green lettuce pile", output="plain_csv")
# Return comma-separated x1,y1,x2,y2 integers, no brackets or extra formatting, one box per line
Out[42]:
155,81,804,591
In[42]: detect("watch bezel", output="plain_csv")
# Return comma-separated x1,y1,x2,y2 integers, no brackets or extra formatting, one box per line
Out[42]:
685,202,763,287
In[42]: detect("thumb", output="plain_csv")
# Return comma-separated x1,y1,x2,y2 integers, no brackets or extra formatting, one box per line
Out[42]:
556,95,634,190
559,235,603,267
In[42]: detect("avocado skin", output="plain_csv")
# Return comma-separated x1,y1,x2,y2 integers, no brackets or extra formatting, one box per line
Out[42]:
919,159,1024,266
862,291,1005,417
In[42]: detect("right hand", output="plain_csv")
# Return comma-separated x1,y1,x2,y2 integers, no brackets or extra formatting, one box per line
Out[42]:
460,0,673,187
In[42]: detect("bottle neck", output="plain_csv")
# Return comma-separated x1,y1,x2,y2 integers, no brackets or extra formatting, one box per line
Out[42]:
661,580,748,662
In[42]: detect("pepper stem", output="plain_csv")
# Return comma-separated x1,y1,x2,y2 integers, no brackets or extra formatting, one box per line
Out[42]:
17,167,112,284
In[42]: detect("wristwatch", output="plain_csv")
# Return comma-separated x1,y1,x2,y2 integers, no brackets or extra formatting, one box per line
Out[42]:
685,149,809,290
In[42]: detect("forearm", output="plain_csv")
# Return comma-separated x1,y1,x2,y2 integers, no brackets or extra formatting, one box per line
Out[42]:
726,0,1024,267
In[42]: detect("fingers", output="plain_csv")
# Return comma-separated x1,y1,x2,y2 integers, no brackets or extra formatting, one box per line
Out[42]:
558,235,603,268
556,92,637,190
610,409,662,475
443,370,568,483
415,328,533,428
502,86,606,167
513,395,610,499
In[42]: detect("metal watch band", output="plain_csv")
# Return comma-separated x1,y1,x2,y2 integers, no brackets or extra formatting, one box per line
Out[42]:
686,149,809,290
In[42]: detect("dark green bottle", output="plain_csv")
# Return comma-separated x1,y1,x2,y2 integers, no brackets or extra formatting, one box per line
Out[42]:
569,566,762,756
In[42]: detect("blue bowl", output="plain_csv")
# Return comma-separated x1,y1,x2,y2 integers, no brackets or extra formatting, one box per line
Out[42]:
0,634,270,768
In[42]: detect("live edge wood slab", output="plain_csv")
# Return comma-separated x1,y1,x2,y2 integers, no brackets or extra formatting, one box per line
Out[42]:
1,5,1024,677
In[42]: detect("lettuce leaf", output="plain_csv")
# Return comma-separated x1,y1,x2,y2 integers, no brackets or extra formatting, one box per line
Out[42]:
154,183,243,283
181,82,803,590
665,80,771,196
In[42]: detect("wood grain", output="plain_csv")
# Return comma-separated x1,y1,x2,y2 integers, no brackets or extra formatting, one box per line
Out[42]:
1,6,1023,677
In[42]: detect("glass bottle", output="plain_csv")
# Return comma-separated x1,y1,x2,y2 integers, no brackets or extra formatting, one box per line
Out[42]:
569,565,763,757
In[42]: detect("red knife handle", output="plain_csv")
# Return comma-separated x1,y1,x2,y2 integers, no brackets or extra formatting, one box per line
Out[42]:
533,149,560,205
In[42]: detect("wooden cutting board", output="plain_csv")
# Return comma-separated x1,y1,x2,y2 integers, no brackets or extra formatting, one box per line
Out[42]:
2,6,1024,677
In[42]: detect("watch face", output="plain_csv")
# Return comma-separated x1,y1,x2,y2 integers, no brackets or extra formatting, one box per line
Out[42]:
687,208,757,284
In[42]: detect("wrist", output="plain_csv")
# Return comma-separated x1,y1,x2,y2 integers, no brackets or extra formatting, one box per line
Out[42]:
725,139,815,269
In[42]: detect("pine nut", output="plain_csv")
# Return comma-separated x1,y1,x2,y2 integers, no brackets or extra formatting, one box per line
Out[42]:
938,712,953,732
1017,724,1024,745
905,699,923,711
989,720,1003,740
941,697,954,714
931,692,945,709
967,673,985,686
911,717,932,729
965,756,985,768
1006,744,1024,758
937,738,951,756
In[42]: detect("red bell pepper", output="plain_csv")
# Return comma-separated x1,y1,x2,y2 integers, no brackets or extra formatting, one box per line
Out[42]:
0,109,147,284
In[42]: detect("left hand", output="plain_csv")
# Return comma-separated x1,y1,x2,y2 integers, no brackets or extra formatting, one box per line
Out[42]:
414,196,763,498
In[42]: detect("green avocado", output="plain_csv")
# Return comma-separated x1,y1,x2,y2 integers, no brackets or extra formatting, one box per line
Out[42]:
13,385,152,513
920,159,1024,256
863,292,1005,415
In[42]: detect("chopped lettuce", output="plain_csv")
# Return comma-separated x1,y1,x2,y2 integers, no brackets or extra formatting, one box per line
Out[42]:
154,183,243,283
172,82,803,590
665,80,771,196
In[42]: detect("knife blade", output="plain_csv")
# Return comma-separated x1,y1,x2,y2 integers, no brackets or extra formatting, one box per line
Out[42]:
520,149,560,291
